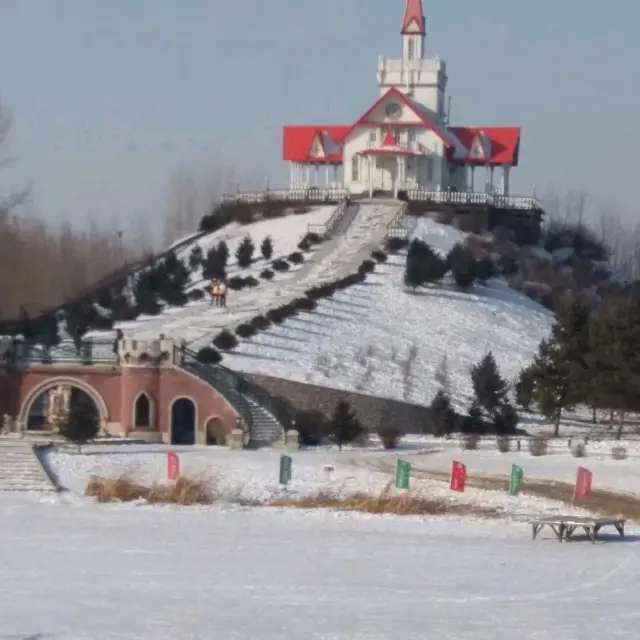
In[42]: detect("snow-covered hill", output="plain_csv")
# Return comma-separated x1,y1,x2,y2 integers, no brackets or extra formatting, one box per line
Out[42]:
92,212,553,410
222,217,553,410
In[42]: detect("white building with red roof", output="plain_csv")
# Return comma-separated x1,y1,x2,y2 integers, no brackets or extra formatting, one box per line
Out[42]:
282,0,521,199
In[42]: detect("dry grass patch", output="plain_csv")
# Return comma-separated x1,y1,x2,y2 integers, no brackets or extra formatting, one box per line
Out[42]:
85,474,217,505
270,485,498,518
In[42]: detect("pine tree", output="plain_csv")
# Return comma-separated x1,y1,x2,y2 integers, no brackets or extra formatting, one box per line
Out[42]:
202,247,226,280
261,236,274,261
470,352,508,418
403,252,423,290
427,389,456,436
59,394,100,452
133,270,161,316
434,353,451,395
448,244,477,288
217,241,229,267
515,365,535,411
18,307,36,341
586,297,640,438
493,401,519,435
156,253,190,306
329,400,364,450
188,245,203,271
529,338,574,437
236,236,255,268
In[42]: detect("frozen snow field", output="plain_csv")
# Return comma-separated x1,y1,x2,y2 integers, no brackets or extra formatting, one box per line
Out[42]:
1,445,639,638
1,489,639,639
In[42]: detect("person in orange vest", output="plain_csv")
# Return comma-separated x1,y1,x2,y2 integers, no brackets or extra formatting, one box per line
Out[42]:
219,280,228,307
209,279,220,307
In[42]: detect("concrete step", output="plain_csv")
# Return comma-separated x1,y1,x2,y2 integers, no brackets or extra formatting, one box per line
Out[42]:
243,395,283,446
0,442,57,492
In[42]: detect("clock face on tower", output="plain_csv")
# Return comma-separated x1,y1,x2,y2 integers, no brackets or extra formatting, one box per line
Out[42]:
385,102,402,120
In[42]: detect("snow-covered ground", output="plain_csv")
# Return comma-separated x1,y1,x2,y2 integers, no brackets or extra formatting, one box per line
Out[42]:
44,444,590,519
1,458,640,638
402,438,640,495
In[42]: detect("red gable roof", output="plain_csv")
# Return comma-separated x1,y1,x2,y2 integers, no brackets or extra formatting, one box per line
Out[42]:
342,87,455,149
448,127,521,165
402,0,425,35
282,126,349,163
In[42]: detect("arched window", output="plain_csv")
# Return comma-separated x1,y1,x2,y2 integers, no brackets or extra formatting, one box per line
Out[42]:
134,394,152,428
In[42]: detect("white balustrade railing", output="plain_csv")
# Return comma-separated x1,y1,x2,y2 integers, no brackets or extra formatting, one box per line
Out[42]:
221,188,349,204
407,189,541,210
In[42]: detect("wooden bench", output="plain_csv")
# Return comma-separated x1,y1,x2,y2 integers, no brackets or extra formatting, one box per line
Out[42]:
529,516,625,543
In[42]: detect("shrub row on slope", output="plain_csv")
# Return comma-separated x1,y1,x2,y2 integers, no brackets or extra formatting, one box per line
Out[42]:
200,252,387,361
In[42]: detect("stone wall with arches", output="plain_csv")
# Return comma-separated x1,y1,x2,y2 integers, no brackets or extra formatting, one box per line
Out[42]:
0,363,241,444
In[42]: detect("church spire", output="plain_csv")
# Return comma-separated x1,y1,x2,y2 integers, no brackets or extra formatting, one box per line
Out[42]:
401,0,426,36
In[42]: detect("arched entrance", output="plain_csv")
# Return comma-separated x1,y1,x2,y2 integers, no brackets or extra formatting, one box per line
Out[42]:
170,397,196,445
205,416,227,446
19,377,108,432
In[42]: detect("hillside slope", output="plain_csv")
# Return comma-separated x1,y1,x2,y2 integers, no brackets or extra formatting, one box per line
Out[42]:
85,202,400,345
221,217,553,411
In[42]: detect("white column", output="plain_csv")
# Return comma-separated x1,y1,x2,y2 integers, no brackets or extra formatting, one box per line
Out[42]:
368,156,373,198
333,164,338,185
470,166,475,191
305,165,310,187
325,164,329,186
315,164,319,187
503,165,511,196
490,166,495,192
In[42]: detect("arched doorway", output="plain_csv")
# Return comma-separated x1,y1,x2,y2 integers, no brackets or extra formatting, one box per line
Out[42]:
26,386,99,432
205,416,227,446
133,393,153,428
20,377,109,432
170,398,196,445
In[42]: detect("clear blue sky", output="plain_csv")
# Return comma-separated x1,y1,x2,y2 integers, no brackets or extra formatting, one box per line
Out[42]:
1,0,638,228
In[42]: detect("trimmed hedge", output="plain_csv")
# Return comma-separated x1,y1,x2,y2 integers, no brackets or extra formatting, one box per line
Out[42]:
385,236,409,252
302,232,322,245
227,276,247,290
260,268,275,280
244,276,259,287
197,346,222,364
250,315,271,331
371,249,388,263
272,259,290,272
288,251,304,265
297,239,312,251
358,259,375,274
266,308,286,324
188,289,205,302
293,297,316,311
212,330,238,350
235,323,257,338
306,283,335,299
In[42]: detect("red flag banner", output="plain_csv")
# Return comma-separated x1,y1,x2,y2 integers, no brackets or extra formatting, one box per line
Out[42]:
573,466,592,500
167,451,180,481
450,460,467,493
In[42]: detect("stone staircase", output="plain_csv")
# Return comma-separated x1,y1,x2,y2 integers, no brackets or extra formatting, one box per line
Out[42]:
331,202,360,237
0,440,58,492
241,395,283,446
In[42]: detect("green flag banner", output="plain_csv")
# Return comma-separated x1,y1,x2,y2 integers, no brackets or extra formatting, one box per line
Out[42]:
279,454,292,485
509,464,523,496
395,460,411,490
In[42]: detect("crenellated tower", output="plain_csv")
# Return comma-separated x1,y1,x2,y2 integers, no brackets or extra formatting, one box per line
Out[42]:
377,0,448,118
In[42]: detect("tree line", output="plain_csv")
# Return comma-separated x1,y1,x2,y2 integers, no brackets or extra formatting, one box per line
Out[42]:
515,296,640,439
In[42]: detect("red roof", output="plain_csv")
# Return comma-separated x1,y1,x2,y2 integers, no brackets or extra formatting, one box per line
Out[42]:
448,127,521,165
402,0,425,35
282,126,349,163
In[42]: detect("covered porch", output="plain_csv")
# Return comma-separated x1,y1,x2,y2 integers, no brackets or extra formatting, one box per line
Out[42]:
356,147,425,198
